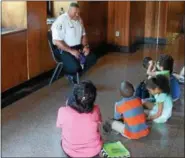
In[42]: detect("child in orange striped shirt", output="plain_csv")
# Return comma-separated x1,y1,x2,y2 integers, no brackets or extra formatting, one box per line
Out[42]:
103,81,149,139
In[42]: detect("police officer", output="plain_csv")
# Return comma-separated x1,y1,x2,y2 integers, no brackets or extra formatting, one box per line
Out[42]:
51,2,96,83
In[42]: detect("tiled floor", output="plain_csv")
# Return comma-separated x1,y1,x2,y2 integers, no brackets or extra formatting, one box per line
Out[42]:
2,35,184,157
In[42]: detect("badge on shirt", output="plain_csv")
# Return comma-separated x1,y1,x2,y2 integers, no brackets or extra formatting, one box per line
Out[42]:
56,24,62,30
59,24,62,30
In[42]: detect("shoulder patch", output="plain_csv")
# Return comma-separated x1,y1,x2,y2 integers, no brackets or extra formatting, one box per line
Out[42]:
56,24,62,30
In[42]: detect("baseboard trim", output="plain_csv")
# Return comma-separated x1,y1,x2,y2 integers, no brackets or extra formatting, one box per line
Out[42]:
1,38,167,108
107,37,167,53
107,44,130,53
1,43,106,108
143,37,167,45
1,69,55,108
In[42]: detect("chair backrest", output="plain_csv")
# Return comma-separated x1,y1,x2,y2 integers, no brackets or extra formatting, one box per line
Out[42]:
47,31,61,63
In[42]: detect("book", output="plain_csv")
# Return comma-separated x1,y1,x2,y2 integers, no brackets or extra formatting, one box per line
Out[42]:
101,141,130,158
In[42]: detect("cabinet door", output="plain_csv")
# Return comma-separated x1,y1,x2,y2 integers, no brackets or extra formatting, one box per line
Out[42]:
27,1,55,79
2,31,28,92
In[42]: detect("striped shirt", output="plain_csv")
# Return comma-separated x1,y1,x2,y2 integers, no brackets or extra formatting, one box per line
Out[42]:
114,97,149,139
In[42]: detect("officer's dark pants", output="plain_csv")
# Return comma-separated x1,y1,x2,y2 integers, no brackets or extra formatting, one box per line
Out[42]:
54,45,97,76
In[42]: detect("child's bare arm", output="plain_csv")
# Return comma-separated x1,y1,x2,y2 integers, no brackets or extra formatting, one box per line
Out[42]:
147,61,156,77
114,103,122,120
56,108,63,128
148,103,163,120
151,62,157,72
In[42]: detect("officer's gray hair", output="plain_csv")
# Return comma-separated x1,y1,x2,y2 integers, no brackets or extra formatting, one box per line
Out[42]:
68,2,79,11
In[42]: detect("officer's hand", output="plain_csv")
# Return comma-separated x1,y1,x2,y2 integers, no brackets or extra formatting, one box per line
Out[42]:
83,47,90,56
70,49,80,59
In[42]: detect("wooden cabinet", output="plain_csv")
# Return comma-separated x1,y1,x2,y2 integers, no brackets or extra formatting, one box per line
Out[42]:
2,30,28,92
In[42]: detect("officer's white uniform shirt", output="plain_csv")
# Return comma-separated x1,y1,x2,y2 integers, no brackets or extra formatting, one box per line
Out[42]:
51,13,86,47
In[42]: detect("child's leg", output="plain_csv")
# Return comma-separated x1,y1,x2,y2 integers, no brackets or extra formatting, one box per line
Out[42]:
144,109,150,116
143,102,154,110
103,120,123,134
111,121,130,139
142,97,156,104
180,67,184,77
173,67,184,83
173,73,181,80
103,120,130,138
111,120,125,134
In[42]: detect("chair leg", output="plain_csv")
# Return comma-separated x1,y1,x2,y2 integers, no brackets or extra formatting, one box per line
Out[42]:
56,64,63,79
81,64,84,70
76,72,80,84
75,64,84,84
49,63,60,86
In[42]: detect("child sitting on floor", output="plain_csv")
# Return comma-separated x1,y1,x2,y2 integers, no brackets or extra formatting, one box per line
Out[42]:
56,80,102,158
146,54,180,102
103,81,149,139
143,75,173,123
135,57,155,100
143,57,156,74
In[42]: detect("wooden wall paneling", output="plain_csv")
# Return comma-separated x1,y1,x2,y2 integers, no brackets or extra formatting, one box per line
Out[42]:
27,1,42,78
2,31,28,92
78,1,90,42
144,1,168,38
167,1,185,33
122,2,130,47
27,1,55,79
79,1,108,48
157,1,168,38
168,1,185,14
39,2,56,73
107,1,115,44
107,1,130,47
144,2,157,38
78,1,89,26
129,1,146,45
114,2,121,46
89,2,108,46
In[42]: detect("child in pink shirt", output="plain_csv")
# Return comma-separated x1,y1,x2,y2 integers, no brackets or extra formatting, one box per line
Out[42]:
56,81,103,157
